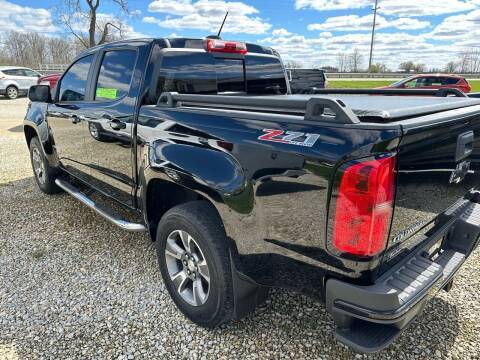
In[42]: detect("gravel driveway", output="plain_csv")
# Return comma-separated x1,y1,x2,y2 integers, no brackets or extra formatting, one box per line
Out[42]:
1,97,479,359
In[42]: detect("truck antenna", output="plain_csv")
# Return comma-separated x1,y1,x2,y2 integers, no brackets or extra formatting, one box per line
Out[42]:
217,11,229,38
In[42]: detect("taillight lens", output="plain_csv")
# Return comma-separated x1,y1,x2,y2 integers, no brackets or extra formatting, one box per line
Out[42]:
332,155,396,257
206,39,247,54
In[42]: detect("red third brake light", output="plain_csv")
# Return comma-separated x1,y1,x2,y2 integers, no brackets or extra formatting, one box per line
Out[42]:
206,39,247,54
332,155,396,257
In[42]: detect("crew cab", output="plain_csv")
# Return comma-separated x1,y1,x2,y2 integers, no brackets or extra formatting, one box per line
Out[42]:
24,38,480,353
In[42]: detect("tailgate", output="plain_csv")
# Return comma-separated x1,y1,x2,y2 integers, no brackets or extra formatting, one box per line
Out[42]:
381,107,480,273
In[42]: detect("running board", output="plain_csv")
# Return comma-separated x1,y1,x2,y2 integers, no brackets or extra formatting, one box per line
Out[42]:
55,179,146,232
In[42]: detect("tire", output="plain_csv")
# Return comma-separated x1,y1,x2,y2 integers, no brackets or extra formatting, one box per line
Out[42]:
29,137,60,194
88,122,106,141
156,201,234,328
6,85,18,99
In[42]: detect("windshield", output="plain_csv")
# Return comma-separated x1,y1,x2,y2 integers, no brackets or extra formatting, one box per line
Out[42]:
391,77,415,87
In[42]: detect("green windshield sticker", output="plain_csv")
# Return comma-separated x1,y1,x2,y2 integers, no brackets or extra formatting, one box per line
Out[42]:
96,87,118,99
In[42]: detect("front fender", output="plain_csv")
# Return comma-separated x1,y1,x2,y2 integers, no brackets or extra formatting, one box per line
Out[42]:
24,102,59,166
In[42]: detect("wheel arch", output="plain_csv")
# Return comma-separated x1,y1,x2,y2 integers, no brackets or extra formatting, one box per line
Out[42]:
24,124,38,147
144,177,223,241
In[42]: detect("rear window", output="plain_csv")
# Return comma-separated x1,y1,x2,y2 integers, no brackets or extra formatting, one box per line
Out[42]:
152,50,287,102
2,69,22,76
441,77,460,85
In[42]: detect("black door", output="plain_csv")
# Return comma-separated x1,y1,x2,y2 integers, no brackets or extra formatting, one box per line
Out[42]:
81,48,140,207
47,54,96,181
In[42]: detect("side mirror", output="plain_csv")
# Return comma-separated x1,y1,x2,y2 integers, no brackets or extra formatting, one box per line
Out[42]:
28,85,52,103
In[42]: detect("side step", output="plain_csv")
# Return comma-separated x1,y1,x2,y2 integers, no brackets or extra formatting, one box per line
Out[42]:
55,179,146,232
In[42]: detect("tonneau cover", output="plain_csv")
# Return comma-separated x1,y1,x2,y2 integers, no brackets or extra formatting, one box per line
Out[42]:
279,94,480,120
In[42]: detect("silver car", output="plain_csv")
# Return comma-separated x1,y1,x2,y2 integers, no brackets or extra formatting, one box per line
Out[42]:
0,66,42,99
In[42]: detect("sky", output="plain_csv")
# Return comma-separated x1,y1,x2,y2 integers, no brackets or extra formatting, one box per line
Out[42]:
2,0,480,70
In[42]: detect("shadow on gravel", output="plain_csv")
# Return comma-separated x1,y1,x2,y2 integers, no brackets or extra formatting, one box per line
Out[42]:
0,177,463,359
7,125,23,133
229,290,460,359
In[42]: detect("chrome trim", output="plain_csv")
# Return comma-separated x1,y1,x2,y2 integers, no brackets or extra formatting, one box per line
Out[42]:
55,179,146,232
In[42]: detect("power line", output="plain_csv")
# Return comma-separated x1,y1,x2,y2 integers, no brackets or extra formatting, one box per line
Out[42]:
368,0,379,71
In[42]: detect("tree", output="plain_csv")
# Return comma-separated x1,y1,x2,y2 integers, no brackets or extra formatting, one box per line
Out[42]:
444,61,458,73
336,52,348,72
284,60,304,69
368,63,387,73
1,31,81,68
399,61,415,72
348,49,363,72
458,49,480,73
58,0,129,48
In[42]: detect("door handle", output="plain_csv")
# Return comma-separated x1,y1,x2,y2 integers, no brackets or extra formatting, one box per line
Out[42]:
109,118,126,130
70,115,81,124
455,131,474,162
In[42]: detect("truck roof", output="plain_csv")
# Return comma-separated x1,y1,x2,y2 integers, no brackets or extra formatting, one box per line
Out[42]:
84,37,278,56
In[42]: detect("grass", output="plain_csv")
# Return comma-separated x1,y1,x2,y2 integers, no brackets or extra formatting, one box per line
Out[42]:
328,80,480,92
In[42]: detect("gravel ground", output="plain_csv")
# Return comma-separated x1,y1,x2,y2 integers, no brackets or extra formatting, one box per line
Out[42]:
1,97,480,359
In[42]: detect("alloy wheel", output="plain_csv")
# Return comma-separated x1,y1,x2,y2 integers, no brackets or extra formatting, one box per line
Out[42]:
164,230,211,306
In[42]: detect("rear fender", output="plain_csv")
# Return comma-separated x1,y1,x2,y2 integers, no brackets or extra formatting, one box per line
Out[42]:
142,140,261,250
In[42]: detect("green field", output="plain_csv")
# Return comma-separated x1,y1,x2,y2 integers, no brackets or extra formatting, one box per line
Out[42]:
329,80,480,92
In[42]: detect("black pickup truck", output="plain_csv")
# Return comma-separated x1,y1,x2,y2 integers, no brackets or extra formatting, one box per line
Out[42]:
24,37,480,353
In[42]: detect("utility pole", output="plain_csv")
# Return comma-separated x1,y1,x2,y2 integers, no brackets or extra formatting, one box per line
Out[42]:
368,0,379,71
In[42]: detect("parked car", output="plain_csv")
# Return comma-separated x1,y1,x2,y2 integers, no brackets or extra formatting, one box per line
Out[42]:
288,68,328,93
0,66,42,99
380,74,471,93
37,73,61,89
24,38,480,353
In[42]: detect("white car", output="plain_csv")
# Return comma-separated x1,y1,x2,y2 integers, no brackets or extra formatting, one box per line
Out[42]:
0,66,42,99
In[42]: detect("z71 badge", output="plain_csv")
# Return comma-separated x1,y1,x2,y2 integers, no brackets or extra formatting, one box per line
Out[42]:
258,129,320,147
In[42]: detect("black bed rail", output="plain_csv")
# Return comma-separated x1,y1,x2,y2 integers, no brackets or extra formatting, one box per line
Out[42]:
306,87,467,98
468,92,480,98
158,92,360,124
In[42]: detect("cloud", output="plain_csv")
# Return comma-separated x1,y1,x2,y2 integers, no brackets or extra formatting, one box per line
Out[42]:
295,0,371,11
427,9,480,41
308,15,430,32
148,0,195,16
272,28,292,36
144,0,271,35
295,0,477,16
260,28,463,70
0,0,58,33
379,0,476,17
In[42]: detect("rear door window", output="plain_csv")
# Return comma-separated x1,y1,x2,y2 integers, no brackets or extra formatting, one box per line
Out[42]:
441,77,460,85
58,55,94,102
2,69,23,76
94,50,137,101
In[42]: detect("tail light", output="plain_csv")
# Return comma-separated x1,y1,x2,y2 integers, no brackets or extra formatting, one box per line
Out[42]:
330,155,396,257
205,39,247,54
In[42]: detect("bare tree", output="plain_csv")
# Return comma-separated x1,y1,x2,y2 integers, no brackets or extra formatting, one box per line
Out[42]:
284,60,304,69
336,53,348,72
348,49,363,72
1,31,81,68
457,49,480,73
3,32,48,68
58,0,129,48
444,61,458,73
47,37,81,64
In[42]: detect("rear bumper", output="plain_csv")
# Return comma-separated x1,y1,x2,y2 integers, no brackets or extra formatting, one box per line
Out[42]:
326,197,480,353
